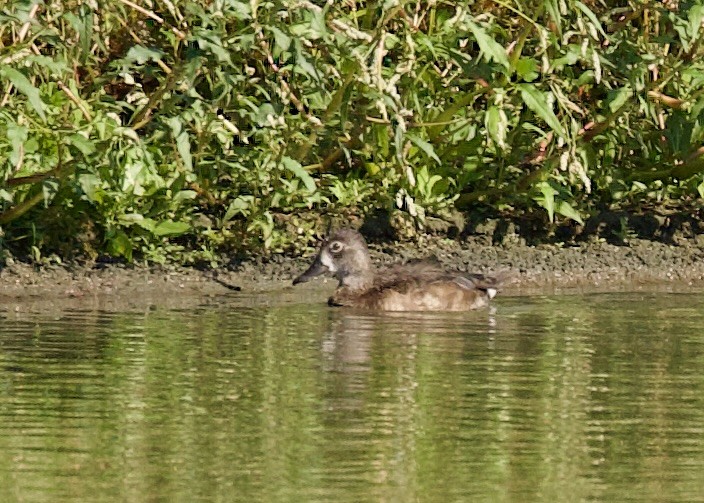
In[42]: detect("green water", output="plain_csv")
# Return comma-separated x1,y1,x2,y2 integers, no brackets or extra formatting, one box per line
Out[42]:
1,292,703,502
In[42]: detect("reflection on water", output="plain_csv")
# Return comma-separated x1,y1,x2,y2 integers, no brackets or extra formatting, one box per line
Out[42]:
1,292,704,502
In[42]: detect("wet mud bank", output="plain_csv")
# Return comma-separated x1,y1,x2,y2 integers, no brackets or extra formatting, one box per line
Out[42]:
1,222,703,311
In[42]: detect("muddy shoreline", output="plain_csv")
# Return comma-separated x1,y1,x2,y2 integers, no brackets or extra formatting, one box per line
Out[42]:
1,224,703,312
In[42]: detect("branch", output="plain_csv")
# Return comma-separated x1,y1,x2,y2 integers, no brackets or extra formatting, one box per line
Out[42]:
114,14,172,74
130,67,181,130
5,167,61,187
0,190,46,225
0,145,69,225
647,90,683,109
256,34,321,128
57,81,92,121
116,0,186,39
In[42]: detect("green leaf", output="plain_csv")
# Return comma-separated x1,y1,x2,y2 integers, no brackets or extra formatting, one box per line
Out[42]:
517,84,566,137
0,66,46,121
166,117,192,171
672,19,692,53
555,200,584,225
175,132,193,171
78,174,104,203
27,55,70,75
394,124,405,163
255,103,277,126
544,0,562,37
534,181,556,222
224,195,254,221
67,134,96,156
119,213,147,225
166,116,182,136
665,110,693,154
64,7,93,63
228,1,251,20
107,230,133,261
294,40,319,82
466,20,509,69
134,217,158,232
195,33,233,65
485,106,508,149
534,182,584,224
689,5,704,41
607,86,631,113
154,220,191,237
281,157,316,192
515,58,539,82
7,122,28,167
0,189,13,203
416,166,444,198
42,180,59,207
173,190,197,203
270,26,292,51
309,8,327,39
552,46,581,69
125,45,164,65
574,1,607,38
406,133,441,164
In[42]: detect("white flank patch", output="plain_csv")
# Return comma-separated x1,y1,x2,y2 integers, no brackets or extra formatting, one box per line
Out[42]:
486,288,497,299
320,250,337,273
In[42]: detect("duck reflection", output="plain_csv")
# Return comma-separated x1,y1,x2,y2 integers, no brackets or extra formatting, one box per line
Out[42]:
319,309,498,407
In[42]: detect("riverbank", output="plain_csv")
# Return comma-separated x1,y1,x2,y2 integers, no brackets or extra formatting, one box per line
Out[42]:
1,219,703,312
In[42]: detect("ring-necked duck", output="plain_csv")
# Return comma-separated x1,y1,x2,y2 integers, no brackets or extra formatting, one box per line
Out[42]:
293,229,500,311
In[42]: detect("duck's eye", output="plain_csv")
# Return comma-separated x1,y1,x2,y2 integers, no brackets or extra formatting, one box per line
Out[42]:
329,241,344,254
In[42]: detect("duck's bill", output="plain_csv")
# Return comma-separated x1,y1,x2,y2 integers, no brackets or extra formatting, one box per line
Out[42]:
292,256,329,285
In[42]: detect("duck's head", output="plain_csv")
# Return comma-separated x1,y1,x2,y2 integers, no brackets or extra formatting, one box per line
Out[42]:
293,229,373,287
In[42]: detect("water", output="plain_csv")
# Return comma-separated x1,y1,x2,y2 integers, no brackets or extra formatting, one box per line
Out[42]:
1,291,703,502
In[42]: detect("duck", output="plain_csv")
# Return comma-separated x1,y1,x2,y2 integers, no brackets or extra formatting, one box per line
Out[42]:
292,228,500,311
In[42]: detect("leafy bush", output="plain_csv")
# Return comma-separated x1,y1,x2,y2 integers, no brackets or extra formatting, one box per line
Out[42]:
1,0,703,262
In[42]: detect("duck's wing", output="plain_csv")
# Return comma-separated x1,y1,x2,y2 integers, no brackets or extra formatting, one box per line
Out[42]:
453,270,514,299
376,261,500,293
375,260,446,288
451,274,499,299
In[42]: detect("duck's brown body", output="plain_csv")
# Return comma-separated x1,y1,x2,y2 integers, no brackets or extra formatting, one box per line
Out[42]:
293,229,500,312
329,274,495,311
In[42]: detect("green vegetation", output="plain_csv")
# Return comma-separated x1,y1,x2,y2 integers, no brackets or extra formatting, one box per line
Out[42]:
1,0,703,263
